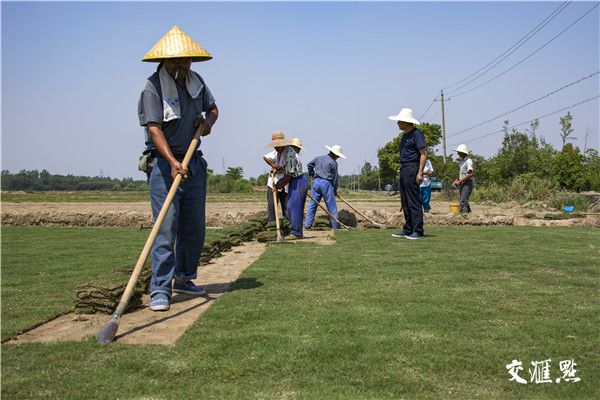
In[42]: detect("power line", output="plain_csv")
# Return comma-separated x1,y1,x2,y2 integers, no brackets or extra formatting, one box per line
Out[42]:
418,97,438,120
448,3,599,99
443,1,571,91
447,95,600,148
446,71,599,139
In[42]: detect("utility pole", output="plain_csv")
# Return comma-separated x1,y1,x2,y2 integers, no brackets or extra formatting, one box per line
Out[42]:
584,128,592,153
440,90,447,162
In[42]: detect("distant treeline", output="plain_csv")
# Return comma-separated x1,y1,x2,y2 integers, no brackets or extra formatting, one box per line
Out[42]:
1,170,149,191
1,167,259,193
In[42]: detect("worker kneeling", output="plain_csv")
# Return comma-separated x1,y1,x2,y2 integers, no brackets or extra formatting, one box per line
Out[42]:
305,145,347,230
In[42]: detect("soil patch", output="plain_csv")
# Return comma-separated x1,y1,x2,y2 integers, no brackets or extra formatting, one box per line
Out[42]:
3,198,599,228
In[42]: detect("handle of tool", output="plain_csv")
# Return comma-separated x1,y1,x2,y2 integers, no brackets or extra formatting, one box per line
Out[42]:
307,192,350,229
337,194,381,226
271,171,284,239
112,124,204,318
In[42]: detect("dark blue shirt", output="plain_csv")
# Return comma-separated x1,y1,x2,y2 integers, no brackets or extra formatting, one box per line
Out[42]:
399,128,427,163
307,154,339,189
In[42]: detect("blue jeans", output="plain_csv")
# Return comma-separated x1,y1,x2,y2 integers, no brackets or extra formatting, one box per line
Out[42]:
285,175,308,237
148,155,207,297
305,177,340,229
419,185,431,211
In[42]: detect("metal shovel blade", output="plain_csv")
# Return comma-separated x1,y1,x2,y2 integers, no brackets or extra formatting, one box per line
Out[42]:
96,316,119,345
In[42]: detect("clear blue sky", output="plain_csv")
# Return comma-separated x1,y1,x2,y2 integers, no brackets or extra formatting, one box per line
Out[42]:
2,1,598,179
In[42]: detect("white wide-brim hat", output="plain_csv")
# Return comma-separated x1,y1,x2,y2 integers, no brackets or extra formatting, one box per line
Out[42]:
290,138,305,150
325,145,347,159
388,108,420,125
454,144,470,154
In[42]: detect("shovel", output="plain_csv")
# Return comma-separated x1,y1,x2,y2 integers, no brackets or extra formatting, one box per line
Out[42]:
271,171,284,243
96,121,206,345
307,192,350,229
336,194,386,228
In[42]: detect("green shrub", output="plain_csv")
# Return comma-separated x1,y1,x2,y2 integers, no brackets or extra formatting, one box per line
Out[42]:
471,182,511,203
548,192,590,211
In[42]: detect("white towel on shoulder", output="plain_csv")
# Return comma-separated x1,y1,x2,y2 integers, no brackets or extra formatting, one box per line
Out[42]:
159,65,203,122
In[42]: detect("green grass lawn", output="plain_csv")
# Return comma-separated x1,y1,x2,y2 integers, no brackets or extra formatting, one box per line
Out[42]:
2,226,599,399
1,227,218,339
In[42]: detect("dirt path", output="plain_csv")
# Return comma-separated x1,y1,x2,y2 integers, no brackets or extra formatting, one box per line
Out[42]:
7,230,334,346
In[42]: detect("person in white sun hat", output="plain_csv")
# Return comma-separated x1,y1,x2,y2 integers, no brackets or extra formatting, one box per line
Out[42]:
388,108,428,240
304,145,347,230
453,144,474,213
138,26,219,311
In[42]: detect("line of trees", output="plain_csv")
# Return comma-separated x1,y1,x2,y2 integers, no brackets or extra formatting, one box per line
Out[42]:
1,166,257,193
1,170,149,191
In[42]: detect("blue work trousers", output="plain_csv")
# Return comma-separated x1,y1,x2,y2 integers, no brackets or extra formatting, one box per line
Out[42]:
286,175,308,237
148,155,207,297
305,177,340,229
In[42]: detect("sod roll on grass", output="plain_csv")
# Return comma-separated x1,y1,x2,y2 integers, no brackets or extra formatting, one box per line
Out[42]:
74,217,269,314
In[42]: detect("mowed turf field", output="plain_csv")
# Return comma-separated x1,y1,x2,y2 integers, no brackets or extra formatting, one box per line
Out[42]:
2,226,599,399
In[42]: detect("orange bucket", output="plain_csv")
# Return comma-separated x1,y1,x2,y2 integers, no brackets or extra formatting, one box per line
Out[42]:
449,202,460,214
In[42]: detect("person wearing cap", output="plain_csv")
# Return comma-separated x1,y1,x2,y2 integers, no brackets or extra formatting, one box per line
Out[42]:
304,145,347,230
263,132,289,221
275,138,308,238
453,144,474,213
138,26,219,311
388,108,428,240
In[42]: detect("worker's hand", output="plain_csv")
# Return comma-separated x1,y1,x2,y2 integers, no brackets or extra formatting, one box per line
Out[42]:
170,160,189,180
416,172,423,185
453,179,460,187
195,116,211,137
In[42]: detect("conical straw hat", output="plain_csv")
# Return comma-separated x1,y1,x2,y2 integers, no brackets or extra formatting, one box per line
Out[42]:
142,26,212,62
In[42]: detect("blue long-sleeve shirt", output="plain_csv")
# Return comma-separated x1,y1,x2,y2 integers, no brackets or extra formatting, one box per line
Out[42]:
307,154,339,189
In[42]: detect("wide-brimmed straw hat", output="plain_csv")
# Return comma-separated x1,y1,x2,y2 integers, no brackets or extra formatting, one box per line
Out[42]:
325,144,347,159
454,144,470,154
266,131,292,148
388,108,420,125
290,138,305,150
142,26,212,62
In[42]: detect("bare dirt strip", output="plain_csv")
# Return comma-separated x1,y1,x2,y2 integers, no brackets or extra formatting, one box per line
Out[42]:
7,231,334,346
2,200,599,227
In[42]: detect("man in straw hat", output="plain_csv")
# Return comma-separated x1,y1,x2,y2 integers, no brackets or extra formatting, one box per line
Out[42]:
452,144,474,213
138,26,219,311
304,144,347,230
274,137,308,238
388,108,428,240
263,132,291,221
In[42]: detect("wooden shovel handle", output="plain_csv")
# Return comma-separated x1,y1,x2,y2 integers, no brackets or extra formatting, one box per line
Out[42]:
271,171,283,238
307,192,350,229
337,194,382,227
